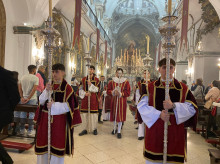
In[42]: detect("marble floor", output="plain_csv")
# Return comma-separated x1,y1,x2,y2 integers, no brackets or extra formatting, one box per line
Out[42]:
2,109,215,164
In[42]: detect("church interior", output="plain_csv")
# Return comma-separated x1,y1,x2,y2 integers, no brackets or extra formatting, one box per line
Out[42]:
1,0,220,164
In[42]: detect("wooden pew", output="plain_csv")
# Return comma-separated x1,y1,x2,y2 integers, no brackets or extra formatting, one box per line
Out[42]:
0,104,38,153
208,149,220,164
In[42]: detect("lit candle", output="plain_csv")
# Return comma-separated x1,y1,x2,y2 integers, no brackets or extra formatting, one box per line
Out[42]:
127,51,128,63
136,48,137,61
87,37,90,52
147,36,150,54
49,0,52,18
168,0,172,15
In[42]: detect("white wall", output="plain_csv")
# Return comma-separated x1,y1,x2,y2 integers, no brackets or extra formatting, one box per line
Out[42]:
175,63,188,82
192,54,219,87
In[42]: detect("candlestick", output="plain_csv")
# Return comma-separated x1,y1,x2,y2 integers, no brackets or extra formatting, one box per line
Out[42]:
168,0,172,15
121,49,122,56
49,0,52,18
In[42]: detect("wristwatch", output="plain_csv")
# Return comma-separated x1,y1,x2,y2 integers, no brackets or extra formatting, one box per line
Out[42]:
172,103,176,109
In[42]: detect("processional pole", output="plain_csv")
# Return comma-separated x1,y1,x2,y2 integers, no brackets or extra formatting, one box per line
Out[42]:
158,0,179,163
113,72,122,134
84,37,92,133
41,1,60,163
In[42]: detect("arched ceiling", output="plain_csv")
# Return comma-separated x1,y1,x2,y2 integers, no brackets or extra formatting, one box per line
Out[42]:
105,0,180,19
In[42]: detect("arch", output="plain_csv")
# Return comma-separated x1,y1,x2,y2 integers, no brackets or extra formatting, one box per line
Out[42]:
0,0,6,67
209,0,220,19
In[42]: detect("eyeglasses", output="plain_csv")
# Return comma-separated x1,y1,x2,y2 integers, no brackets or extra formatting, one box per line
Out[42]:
161,66,174,70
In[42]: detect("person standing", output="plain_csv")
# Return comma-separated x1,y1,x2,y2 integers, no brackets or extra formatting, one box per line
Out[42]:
137,58,197,164
135,70,150,140
98,75,107,124
15,65,39,137
36,65,46,97
0,66,20,164
103,78,112,121
107,68,131,139
35,63,81,164
78,65,100,136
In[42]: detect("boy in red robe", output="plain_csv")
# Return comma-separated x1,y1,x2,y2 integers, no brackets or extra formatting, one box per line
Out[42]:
137,58,198,164
107,68,131,139
78,65,100,136
35,63,82,164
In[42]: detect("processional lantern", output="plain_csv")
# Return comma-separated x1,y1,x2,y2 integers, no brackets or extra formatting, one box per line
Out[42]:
158,0,179,163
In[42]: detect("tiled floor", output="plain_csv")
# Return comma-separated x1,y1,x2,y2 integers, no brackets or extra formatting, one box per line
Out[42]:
3,108,215,164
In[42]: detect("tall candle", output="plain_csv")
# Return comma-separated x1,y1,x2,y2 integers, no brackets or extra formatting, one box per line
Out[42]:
136,48,137,61
49,0,52,18
168,0,172,15
147,36,150,54
127,51,128,63
121,49,122,56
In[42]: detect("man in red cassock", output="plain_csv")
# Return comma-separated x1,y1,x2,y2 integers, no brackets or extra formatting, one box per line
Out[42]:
107,68,130,139
78,65,100,136
35,63,82,164
137,58,198,164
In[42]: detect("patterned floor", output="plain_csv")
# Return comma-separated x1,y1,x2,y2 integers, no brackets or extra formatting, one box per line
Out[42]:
2,106,215,164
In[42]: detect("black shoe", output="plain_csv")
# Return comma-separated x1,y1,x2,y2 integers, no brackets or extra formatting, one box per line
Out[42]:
117,133,122,139
112,129,116,135
134,121,138,124
98,121,103,124
93,129,98,135
135,127,138,130
79,130,87,136
103,120,108,121
138,137,144,140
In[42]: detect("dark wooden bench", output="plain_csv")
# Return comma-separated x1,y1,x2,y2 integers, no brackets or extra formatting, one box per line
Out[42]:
208,149,220,164
0,104,38,152
0,140,33,153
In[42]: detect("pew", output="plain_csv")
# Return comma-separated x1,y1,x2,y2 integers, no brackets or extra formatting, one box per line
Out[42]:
209,149,220,164
0,104,38,153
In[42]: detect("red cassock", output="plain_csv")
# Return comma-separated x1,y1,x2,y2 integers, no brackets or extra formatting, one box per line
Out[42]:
140,78,198,163
34,79,82,157
107,78,131,122
135,79,148,124
79,75,100,113
104,95,112,113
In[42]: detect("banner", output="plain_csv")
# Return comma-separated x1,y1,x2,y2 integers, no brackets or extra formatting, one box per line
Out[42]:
110,47,112,68
96,28,100,61
72,0,82,47
180,0,189,50
104,41,107,66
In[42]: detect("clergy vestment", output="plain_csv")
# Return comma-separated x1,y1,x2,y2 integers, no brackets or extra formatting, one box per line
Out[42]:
34,79,82,164
78,74,100,131
135,79,148,138
137,78,198,164
107,77,130,132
